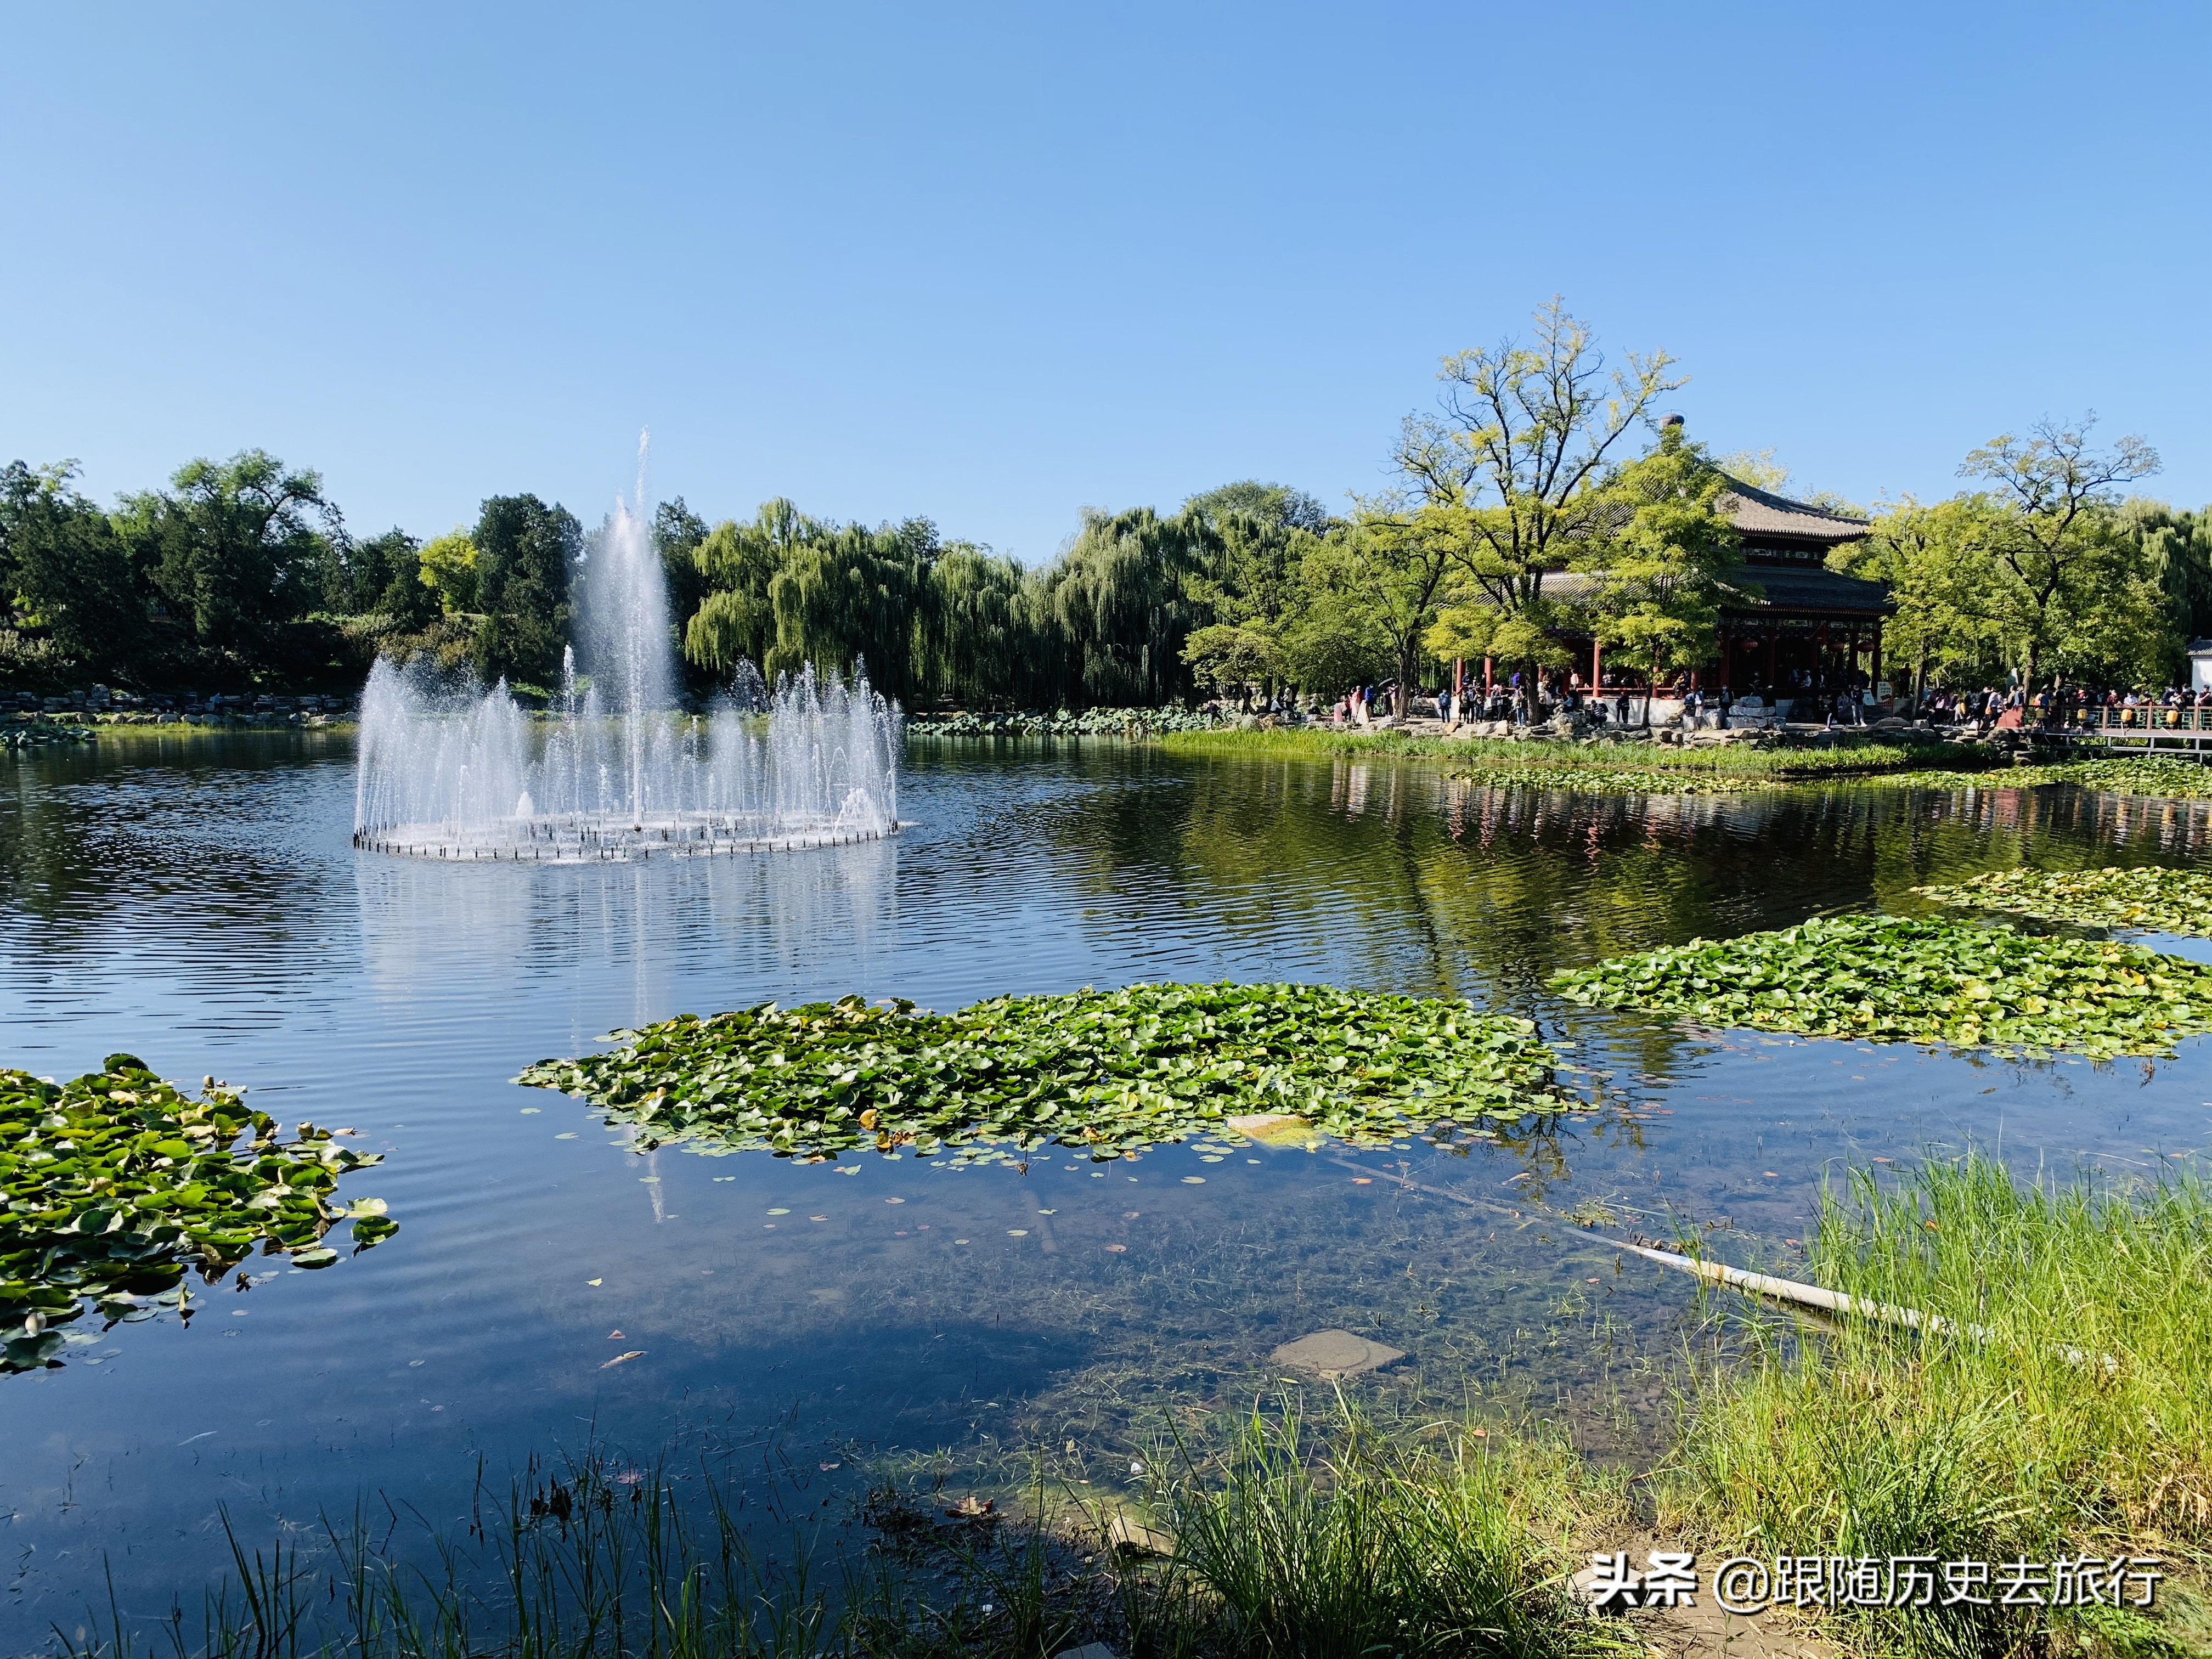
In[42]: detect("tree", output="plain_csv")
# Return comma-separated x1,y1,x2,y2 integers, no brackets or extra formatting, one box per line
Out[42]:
764,517,933,697
2120,499,2212,646
472,495,578,689
416,529,481,614
0,460,148,675
1575,430,1743,720
1835,496,2012,703
1957,416,2163,691
653,498,710,658
916,544,1033,707
1179,506,1325,701
1277,571,1395,698
1034,507,1217,706
684,499,817,680
116,450,342,669
1392,299,1685,716
326,527,425,619
1182,479,1334,534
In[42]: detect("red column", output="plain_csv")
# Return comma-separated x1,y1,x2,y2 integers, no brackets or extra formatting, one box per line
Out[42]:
1592,636,1604,686
1483,656,1493,691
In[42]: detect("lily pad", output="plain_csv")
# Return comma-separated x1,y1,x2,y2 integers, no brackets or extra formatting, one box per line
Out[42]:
1,1060,397,1368
1549,913,2212,1060
1914,866,2212,939
516,981,1568,1165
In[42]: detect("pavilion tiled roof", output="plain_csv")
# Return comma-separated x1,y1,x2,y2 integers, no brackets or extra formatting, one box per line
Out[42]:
1716,477,1871,545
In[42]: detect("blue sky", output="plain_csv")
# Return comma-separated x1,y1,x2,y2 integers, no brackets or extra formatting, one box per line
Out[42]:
3,2,2205,562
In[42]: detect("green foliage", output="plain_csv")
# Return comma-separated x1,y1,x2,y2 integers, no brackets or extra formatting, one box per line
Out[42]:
908,706,1222,736
1396,299,1690,713
1671,1156,2212,1655
1035,506,1217,706
1578,427,1745,695
1839,423,2184,698
0,460,147,675
517,981,1570,1165
1162,1409,1626,1659
1,1058,394,1370
1448,761,1762,795
472,494,579,686
117,450,343,670
1915,865,2212,937
1551,912,2212,1059
416,527,482,614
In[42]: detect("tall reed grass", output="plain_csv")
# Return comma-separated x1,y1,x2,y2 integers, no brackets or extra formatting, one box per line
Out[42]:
1668,1154,2212,1656
1156,1407,1637,1658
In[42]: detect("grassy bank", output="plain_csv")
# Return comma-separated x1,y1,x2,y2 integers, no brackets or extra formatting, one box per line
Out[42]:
57,1415,1629,1659
1155,725,1990,782
1667,1154,2212,1656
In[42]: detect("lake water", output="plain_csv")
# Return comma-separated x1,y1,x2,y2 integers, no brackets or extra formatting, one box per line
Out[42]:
4,731,2210,1644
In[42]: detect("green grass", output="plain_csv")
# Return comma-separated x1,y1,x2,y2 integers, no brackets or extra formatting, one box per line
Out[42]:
1157,1408,1636,1658
55,1417,1632,1659
1156,725,1994,781
1667,1154,2212,1656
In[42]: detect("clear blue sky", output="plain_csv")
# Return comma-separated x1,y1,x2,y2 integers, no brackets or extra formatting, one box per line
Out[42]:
4,2,2205,562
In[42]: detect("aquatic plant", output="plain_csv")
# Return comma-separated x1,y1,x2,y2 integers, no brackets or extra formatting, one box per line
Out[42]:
1916,865,2212,939
517,981,1570,1164
1161,724,1999,780
1,1057,396,1371
1448,763,1765,795
1548,912,2212,1058
907,705,1223,737
2062,755,2212,799
1668,1155,2212,1656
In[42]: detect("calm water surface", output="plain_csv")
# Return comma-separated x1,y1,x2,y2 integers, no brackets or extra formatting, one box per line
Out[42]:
4,731,2210,1640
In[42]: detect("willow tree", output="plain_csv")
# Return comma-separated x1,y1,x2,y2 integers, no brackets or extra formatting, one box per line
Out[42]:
1395,299,1684,718
1034,506,1217,706
916,544,1033,707
764,518,933,698
682,499,821,681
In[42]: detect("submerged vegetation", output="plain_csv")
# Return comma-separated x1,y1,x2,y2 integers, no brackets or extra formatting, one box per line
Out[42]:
517,981,1571,1165
1,1059,394,1372
1549,912,2212,1058
1671,1154,2212,1657
1916,864,2212,938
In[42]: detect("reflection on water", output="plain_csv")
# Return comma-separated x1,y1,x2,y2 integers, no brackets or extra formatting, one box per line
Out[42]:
2,733,2210,1641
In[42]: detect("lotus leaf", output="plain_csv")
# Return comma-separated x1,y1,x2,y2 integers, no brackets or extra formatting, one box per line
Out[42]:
517,981,1568,1163
1914,865,2212,939
1,1057,396,1369
1548,913,2212,1059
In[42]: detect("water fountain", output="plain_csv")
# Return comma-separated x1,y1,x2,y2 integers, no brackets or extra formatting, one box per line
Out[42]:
352,493,900,863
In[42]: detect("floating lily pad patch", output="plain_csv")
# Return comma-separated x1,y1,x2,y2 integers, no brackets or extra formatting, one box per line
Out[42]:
2,1058,396,1372
1548,913,2212,1060
1914,866,2212,939
1450,764,1762,797
516,981,1572,1165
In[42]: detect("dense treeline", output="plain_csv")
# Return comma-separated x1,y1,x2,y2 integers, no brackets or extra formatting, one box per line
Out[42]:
7,303,2205,707
1837,420,2205,698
